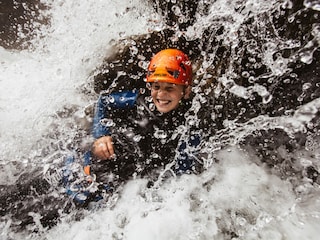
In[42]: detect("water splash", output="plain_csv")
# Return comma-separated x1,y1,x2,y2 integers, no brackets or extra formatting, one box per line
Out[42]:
1,0,320,239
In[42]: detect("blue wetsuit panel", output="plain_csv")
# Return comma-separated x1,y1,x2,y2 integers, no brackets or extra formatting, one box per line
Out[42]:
92,90,138,139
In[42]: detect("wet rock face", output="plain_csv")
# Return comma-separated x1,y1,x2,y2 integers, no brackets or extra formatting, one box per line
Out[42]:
0,0,48,49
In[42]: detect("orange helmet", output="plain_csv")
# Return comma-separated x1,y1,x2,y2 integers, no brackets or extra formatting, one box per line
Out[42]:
146,49,192,85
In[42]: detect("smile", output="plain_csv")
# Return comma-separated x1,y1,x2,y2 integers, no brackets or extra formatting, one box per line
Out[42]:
157,99,171,105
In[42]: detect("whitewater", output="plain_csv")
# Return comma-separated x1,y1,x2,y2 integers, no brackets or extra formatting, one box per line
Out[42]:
1,0,319,239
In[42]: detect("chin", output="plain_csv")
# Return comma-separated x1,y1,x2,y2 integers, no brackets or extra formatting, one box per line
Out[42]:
155,106,171,113
157,108,170,113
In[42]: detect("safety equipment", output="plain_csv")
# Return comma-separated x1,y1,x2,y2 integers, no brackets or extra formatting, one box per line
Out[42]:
146,49,192,85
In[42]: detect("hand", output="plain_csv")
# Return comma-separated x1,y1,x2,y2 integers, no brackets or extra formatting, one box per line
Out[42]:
92,136,115,160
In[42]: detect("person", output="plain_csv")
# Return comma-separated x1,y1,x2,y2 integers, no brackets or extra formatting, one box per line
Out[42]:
0,49,205,229
66,49,205,204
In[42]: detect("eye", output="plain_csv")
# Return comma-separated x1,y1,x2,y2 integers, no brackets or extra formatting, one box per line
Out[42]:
165,87,174,92
152,84,160,90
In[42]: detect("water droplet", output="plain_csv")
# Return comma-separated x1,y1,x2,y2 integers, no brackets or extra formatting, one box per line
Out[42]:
133,135,142,142
140,88,146,94
288,15,295,23
236,217,247,226
305,136,315,151
262,94,273,104
300,157,313,167
151,153,159,158
138,60,148,69
248,76,255,83
297,92,306,102
130,46,138,55
300,49,314,64
154,129,167,139
302,82,312,90
100,118,114,127
283,78,291,83
241,71,250,78
204,88,212,95
290,73,298,78
107,96,115,103
149,103,155,111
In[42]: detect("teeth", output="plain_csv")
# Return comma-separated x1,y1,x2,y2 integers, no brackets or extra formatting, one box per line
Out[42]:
158,100,170,104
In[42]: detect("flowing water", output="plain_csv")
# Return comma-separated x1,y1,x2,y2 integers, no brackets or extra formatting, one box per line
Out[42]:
0,0,319,239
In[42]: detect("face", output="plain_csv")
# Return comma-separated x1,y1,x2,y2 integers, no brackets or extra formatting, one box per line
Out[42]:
150,82,190,113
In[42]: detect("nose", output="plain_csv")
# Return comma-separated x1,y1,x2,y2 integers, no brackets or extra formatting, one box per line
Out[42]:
156,88,167,95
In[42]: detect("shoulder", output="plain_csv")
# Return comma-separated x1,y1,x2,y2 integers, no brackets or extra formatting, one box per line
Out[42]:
99,90,140,109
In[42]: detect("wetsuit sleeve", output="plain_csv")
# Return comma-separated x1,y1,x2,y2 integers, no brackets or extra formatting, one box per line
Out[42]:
92,90,139,139
175,133,202,174
92,94,110,139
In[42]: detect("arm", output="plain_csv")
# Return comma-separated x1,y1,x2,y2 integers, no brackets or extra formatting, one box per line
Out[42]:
91,90,139,160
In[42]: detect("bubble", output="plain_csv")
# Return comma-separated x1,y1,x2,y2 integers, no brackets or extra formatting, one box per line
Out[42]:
283,78,291,83
140,88,146,94
262,94,273,104
133,135,142,142
300,158,313,167
204,88,212,95
297,92,306,102
300,51,314,64
211,112,216,121
107,95,115,103
151,153,159,158
130,45,138,55
305,135,316,151
247,43,258,53
149,103,155,111
145,96,153,103
248,57,256,63
236,216,247,226
138,60,148,69
241,71,250,78
302,82,312,90
248,76,255,83
154,129,167,139
100,118,114,127
288,15,295,23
